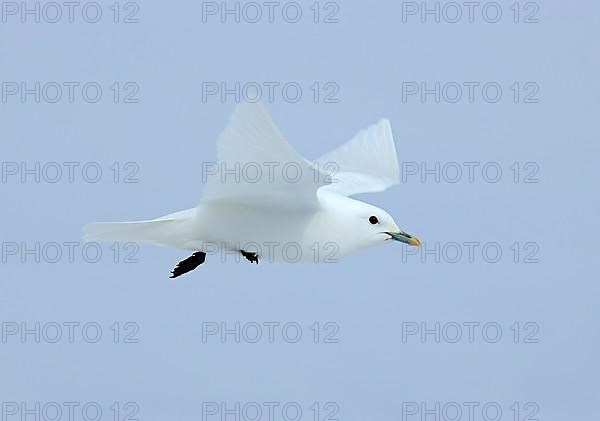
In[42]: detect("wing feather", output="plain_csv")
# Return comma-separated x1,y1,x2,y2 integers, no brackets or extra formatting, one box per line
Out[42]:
201,102,331,209
315,119,400,196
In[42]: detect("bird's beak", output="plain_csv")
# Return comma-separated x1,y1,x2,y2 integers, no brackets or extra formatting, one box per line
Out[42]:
386,231,422,247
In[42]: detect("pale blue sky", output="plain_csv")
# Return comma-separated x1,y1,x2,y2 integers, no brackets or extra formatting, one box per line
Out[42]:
1,1,599,419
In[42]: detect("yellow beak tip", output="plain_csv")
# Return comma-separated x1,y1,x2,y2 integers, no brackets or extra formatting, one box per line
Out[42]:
410,238,422,247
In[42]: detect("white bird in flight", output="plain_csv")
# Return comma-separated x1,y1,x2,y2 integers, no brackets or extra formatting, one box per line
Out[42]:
84,102,421,277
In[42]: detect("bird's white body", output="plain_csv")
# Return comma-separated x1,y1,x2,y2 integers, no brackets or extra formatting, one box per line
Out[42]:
84,102,420,272
86,192,397,263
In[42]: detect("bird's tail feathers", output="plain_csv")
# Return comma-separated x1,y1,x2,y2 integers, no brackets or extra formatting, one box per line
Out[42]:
83,208,196,248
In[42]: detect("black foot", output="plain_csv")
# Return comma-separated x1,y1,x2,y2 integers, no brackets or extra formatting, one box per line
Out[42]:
240,250,259,264
170,251,206,278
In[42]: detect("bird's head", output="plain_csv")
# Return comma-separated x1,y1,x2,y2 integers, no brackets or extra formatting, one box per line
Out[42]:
349,200,422,249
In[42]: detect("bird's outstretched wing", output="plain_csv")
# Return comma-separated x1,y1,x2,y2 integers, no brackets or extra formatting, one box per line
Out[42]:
201,102,331,209
314,119,400,197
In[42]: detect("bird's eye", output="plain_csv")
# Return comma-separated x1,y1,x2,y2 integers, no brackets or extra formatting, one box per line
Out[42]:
369,216,379,225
